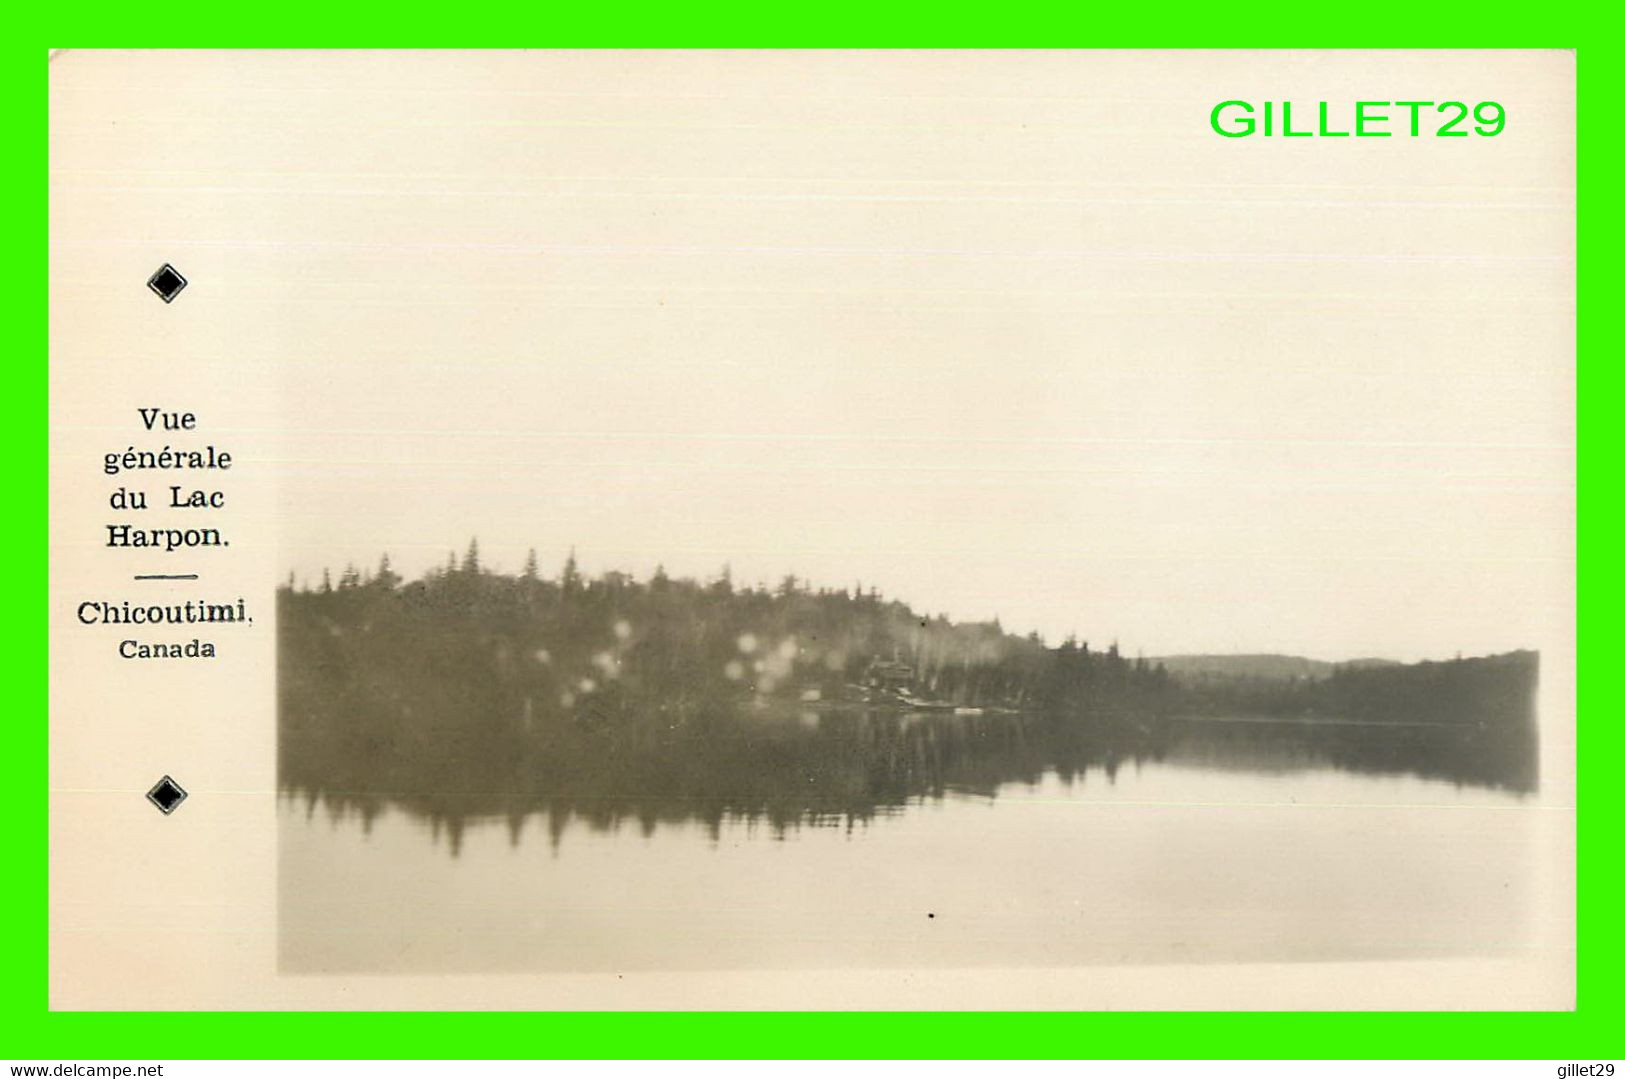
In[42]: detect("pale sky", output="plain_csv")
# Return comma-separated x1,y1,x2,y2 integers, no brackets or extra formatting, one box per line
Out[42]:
51,50,1575,661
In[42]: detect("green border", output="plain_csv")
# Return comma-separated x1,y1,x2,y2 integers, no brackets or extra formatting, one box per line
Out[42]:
20,21,1604,1059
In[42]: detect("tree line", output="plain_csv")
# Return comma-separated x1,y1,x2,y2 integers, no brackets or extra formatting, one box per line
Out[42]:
281,542,1178,725
277,544,1539,846
281,542,1537,733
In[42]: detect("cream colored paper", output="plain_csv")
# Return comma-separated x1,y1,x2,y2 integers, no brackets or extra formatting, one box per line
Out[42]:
48,49,1575,1010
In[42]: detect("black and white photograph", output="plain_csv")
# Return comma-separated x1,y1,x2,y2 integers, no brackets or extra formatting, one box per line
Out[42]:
48,49,1575,1010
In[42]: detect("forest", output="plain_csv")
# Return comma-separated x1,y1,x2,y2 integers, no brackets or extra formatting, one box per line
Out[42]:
280,542,1179,729
281,543,1537,727
278,544,1540,845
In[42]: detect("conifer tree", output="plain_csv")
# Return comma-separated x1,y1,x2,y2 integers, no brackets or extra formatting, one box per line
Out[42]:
375,553,401,590
561,547,582,595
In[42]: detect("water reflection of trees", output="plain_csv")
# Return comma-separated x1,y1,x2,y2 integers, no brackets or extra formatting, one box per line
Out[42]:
1161,715,1537,794
281,705,1535,857
282,705,1156,854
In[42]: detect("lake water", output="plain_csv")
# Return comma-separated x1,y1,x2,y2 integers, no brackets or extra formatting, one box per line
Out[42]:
278,711,1538,974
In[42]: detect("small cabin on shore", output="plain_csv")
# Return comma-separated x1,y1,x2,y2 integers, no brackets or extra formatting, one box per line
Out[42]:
865,658,915,691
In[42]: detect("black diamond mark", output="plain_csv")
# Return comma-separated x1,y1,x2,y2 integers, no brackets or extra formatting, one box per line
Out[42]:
146,775,188,814
146,264,187,303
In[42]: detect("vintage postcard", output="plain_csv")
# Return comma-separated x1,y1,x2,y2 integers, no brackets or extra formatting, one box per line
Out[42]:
48,49,1575,1010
